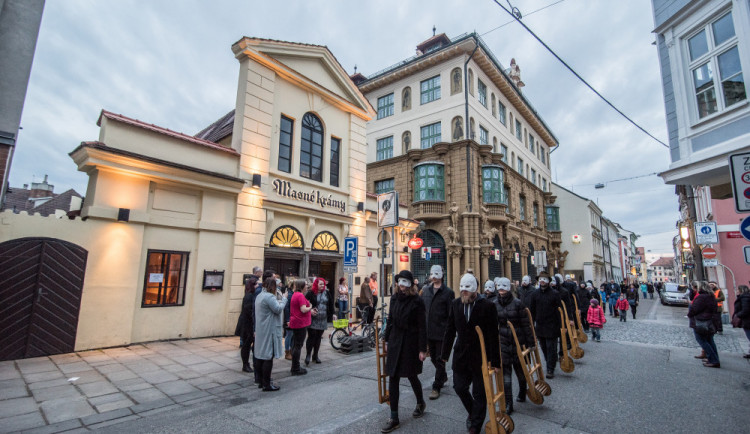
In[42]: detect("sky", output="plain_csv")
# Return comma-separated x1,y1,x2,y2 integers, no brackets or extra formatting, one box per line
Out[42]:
12,0,679,255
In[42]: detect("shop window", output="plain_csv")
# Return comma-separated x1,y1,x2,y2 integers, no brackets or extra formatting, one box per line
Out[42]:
278,115,293,173
300,113,324,182
414,164,445,202
312,231,339,252
482,166,506,204
330,137,340,187
269,225,304,249
142,250,188,307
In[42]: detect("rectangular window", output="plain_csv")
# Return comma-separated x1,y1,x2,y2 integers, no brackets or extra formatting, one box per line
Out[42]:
498,102,506,125
533,204,539,227
479,126,488,145
414,164,445,202
482,166,506,204
501,144,508,163
542,178,547,192
546,206,560,231
420,122,441,148
478,80,487,107
519,196,526,221
540,146,546,164
529,134,535,153
142,250,188,307
377,93,394,119
515,120,522,140
420,75,441,104
376,136,393,161
517,157,524,175
375,178,395,194
687,11,745,119
330,137,340,187
531,169,537,186
278,115,293,173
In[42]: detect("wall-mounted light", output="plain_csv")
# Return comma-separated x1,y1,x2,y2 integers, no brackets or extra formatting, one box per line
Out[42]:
679,226,690,240
682,240,691,250
357,202,365,213
117,208,130,222
251,174,262,189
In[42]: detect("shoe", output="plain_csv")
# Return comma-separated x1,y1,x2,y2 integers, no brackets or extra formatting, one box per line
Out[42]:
516,388,526,403
314,357,322,364
702,362,720,368
291,368,307,376
546,370,555,379
429,389,440,400
694,352,706,359
743,354,750,359
262,385,280,391
381,419,400,433
505,400,514,415
305,355,311,366
412,402,426,418
242,363,253,373
285,350,292,360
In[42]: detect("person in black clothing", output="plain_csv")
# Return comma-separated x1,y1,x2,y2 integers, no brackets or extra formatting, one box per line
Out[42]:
625,283,640,319
575,281,592,332
442,273,501,434
687,281,720,368
734,285,750,359
554,274,575,359
381,270,427,433
484,280,497,302
561,276,577,301
494,277,534,415
420,265,455,401
517,275,535,306
527,271,562,378
239,276,258,373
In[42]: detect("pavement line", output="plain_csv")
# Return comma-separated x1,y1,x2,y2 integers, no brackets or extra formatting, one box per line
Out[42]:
299,402,384,433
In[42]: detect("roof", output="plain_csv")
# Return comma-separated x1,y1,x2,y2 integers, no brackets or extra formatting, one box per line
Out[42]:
97,110,239,156
651,257,674,267
195,110,235,143
1,186,82,216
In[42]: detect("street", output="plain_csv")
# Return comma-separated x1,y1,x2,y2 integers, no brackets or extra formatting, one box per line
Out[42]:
1,297,748,434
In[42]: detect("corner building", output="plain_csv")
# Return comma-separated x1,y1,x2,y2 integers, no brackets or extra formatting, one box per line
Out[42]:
358,33,564,291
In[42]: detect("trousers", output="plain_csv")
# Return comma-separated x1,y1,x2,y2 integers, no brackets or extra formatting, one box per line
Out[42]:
453,365,487,432
389,374,423,415
290,327,307,371
428,339,448,390
538,336,558,372
305,328,324,359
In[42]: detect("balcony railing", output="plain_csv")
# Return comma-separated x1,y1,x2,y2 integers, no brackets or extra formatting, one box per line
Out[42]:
411,201,446,219
485,203,508,221
548,231,562,244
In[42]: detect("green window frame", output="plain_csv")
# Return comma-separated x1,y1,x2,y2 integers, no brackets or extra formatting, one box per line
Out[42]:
420,122,441,148
377,93,394,119
519,196,526,221
413,164,445,202
420,75,441,104
482,166,506,204
515,119,522,140
479,126,488,145
501,144,508,163
376,136,393,161
546,206,560,231
478,80,487,107
375,178,395,194
499,102,506,125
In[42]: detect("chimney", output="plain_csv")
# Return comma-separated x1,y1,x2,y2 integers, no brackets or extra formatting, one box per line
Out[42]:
29,174,54,199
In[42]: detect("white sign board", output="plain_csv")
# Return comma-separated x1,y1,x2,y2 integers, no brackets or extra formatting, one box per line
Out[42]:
702,258,718,267
149,273,164,283
694,221,719,245
377,191,399,227
744,246,750,265
729,152,750,212
534,250,547,267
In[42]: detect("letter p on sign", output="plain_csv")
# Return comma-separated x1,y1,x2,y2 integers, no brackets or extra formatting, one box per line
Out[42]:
344,237,358,266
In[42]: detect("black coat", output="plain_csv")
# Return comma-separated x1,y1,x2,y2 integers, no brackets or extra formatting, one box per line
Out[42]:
527,285,562,338
735,292,750,330
625,287,640,304
557,285,575,318
688,293,717,329
238,291,255,342
383,293,427,377
575,287,592,313
421,282,455,341
495,292,533,366
442,297,501,371
516,284,535,306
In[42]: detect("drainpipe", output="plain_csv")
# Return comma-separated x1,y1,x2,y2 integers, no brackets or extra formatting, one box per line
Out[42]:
464,35,479,212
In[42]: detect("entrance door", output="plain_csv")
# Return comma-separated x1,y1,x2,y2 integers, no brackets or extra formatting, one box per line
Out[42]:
0,238,87,361
263,258,301,280
309,260,337,321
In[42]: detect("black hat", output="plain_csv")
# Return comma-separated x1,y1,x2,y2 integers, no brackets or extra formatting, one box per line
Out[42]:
396,269,414,282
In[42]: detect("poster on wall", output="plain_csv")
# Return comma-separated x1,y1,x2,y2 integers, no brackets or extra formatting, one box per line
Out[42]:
377,191,399,228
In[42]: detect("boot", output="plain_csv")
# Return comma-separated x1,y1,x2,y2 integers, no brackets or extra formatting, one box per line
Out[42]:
429,389,440,400
285,350,292,360
546,369,555,379
516,384,526,403
242,363,253,373
412,402,426,418
505,396,514,415
694,350,706,359
305,353,311,366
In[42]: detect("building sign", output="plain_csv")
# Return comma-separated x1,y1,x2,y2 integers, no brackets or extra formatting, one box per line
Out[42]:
272,179,346,213
702,259,718,267
408,237,423,250
729,152,750,212
728,231,743,238
694,221,719,245
400,254,409,262
377,191,398,227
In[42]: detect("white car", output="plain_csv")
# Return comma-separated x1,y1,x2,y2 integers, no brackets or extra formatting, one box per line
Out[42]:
660,283,689,306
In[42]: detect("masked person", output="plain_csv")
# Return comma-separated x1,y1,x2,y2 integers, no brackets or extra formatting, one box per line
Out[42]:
442,274,501,434
575,281,592,333
554,274,575,359
420,265,454,400
381,270,427,433
527,271,562,378
484,280,497,302
494,277,533,415
517,275,535,306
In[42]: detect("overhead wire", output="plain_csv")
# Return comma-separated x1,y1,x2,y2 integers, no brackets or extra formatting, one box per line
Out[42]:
489,0,670,148
481,0,566,37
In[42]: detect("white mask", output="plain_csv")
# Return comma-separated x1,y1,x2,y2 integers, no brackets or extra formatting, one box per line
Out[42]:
397,278,411,288
539,277,549,284
497,277,511,291
459,274,477,293
493,277,502,287
484,281,496,293
430,265,443,280
586,282,593,289
522,275,530,285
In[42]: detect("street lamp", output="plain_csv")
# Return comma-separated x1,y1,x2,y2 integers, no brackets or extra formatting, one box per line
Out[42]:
679,226,689,241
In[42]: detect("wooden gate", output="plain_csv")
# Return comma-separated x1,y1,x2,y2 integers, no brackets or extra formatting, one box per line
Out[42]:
0,238,87,361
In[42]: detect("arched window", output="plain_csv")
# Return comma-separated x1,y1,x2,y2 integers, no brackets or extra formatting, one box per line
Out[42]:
269,225,304,249
312,231,339,252
300,113,324,182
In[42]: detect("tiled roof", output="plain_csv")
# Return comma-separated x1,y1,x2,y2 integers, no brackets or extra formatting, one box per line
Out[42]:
650,257,674,267
2,186,32,213
1,186,82,216
97,110,239,156
32,189,82,216
195,110,235,143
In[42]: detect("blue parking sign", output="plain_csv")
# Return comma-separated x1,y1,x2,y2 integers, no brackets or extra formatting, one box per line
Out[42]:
344,237,358,266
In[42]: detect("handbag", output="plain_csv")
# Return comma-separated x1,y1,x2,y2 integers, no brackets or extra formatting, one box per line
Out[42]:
695,318,716,336
731,313,743,328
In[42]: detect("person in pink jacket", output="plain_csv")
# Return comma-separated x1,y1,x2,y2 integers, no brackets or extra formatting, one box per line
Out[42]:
587,299,607,342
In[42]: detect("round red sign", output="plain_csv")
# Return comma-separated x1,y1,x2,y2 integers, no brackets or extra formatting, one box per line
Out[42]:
702,247,717,259
408,237,424,250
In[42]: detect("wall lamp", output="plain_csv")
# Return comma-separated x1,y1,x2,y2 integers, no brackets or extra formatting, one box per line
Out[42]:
251,174,262,189
117,208,130,222
679,226,689,240
357,202,365,213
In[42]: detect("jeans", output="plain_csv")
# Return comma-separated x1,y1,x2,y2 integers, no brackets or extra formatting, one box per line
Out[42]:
608,299,616,315
290,327,307,371
649,292,654,299
502,354,526,400
389,374,423,416
453,365,487,432
629,302,637,319
591,327,601,341
284,328,293,351
642,291,647,299
538,336,558,372
619,310,627,321
713,312,723,333
428,340,447,390
338,299,348,317
693,330,719,364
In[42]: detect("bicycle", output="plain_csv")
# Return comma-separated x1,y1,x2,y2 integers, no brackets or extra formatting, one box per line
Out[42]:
377,302,388,339
329,305,376,351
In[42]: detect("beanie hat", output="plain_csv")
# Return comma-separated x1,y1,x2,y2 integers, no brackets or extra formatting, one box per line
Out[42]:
590,299,599,306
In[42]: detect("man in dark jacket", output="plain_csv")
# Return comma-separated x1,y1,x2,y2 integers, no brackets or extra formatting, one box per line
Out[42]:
442,273,500,434
527,271,562,378
420,265,454,400
575,281,592,332
517,275,535,306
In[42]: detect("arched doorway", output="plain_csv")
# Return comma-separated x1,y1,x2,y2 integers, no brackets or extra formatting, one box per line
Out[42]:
527,242,537,280
0,238,88,361
411,230,447,284
488,235,503,280
511,242,522,282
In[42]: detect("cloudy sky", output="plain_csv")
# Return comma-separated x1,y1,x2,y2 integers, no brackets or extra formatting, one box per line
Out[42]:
13,0,678,254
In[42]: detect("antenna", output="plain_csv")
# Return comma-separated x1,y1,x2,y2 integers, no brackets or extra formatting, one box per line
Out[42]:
432,25,436,36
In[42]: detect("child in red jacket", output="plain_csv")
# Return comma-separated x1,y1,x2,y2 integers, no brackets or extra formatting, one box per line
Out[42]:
615,293,629,322
587,299,606,342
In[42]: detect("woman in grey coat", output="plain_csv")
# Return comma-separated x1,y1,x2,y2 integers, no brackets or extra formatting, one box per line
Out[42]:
255,277,288,391
305,277,328,365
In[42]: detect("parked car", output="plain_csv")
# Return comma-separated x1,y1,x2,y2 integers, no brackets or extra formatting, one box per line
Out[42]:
660,282,689,306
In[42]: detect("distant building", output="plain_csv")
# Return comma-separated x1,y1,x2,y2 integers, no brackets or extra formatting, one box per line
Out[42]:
648,256,676,283
1,175,82,217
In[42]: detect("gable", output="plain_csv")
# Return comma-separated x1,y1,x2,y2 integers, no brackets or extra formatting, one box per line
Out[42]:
268,54,357,104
